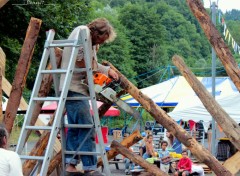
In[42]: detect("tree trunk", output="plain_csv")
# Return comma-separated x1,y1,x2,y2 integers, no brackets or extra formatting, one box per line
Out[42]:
97,130,142,167
172,55,240,150
111,140,167,176
0,47,6,77
186,0,240,92
3,17,42,134
25,47,62,143
102,61,232,176
47,151,62,176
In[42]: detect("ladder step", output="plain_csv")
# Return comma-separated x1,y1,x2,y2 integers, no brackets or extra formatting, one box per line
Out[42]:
33,97,60,101
64,151,101,155
20,155,45,160
65,124,94,128
45,39,82,48
25,126,53,130
66,97,91,101
41,70,67,74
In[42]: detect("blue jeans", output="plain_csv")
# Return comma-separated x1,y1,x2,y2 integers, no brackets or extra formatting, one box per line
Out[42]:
124,158,134,170
65,91,97,171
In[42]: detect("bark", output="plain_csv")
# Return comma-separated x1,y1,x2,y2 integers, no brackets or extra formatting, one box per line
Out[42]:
172,55,240,150
102,61,232,176
111,141,167,176
3,17,42,134
47,151,62,176
25,47,62,143
186,0,240,92
97,130,142,167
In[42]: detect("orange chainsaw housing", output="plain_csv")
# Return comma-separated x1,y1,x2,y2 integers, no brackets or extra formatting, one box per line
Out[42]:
93,73,112,86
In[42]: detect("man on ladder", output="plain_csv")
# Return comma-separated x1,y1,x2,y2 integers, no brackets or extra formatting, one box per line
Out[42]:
60,18,119,176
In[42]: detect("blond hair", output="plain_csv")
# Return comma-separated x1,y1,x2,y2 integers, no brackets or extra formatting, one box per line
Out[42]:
87,18,117,43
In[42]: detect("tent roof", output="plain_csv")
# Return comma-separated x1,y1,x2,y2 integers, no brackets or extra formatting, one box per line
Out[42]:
168,93,240,123
42,101,120,117
122,76,238,107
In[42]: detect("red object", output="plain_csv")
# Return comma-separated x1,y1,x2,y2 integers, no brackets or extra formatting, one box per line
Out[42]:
42,101,120,116
95,126,108,144
177,157,192,173
93,73,112,86
188,120,196,131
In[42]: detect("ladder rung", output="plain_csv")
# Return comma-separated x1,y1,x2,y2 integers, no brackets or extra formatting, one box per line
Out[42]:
25,126,53,130
64,151,101,155
33,97,60,101
65,124,94,128
20,155,45,160
66,97,91,101
41,70,67,74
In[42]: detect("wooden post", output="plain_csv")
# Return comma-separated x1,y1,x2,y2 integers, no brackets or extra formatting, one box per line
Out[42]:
186,0,240,91
111,140,167,176
102,61,232,176
3,17,42,134
97,130,142,167
0,0,8,8
47,151,62,176
0,47,6,76
172,55,240,150
223,151,240,175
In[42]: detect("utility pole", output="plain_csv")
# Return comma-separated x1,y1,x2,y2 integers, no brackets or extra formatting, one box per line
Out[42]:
211,0,218,156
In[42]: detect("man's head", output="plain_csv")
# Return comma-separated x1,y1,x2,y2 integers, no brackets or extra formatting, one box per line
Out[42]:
181,150,188,158
0,125,8,149
87,18,116,45
160,140,168,150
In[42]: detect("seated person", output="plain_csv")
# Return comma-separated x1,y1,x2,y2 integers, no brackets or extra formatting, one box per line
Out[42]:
174,150,192,176
139,133,147,156
166,131,182,154
192,164,205,176
123,147,135,175
0,125,23,176
159,141,171,173
143,134,157,159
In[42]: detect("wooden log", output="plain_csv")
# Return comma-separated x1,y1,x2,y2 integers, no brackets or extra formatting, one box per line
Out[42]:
25,47,62,143
111,140,167,176
223,151,240,175
47,150,62,176
102,61,232,176
186,0,240,92
0,47,6,76
0,68,2,123
3,17,42,134
97,130,142,167
172,55,240,150
0,0,8,8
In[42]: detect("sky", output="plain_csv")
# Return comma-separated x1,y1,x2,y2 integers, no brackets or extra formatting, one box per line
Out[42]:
203,0,240,13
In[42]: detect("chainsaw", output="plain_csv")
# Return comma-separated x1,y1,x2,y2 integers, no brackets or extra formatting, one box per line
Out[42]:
93,72,141,120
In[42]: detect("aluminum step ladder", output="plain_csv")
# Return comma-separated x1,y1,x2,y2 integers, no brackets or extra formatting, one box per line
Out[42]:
16,27,111,176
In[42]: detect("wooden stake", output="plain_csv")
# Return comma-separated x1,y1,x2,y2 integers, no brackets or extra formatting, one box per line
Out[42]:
172,55,240,150
186,0,240,91
111,140,167,176
102,61,232,176
3,17,42,134
0,0,8,8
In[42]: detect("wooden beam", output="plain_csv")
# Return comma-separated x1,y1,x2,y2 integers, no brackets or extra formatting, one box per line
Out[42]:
172,55,240,151
186,0,240,92
223,151,240,175
102,61,232,176
0,47,6,76
111,140,167,176
0,0,8,8
3,17,42,134
97,130,142,167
